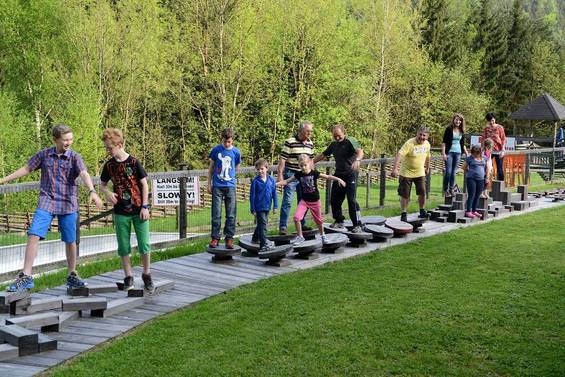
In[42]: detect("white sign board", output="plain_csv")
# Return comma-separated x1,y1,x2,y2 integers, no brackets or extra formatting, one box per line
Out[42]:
152,177,200,206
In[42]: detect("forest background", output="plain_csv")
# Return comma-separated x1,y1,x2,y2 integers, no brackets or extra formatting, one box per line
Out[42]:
0,0,563,176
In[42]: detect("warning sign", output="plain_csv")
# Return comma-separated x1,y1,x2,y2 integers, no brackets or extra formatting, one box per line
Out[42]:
152,177,200,206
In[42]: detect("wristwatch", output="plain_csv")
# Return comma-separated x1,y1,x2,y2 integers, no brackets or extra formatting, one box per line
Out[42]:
142,204,150,209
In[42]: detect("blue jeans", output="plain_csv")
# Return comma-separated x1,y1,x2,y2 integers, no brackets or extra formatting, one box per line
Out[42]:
493,153,504,181
252,211,269,248
211,186,236,240
279,168,306,230
465,178,485,212
443,152,461,192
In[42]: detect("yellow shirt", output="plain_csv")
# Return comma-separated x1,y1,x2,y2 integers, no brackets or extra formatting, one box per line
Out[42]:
399,138,431,178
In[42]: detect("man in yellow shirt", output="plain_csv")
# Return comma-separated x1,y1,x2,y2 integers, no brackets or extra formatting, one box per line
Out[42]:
391,126,431,222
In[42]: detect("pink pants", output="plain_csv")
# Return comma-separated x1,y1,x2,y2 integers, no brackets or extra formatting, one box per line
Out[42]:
293,200,323,225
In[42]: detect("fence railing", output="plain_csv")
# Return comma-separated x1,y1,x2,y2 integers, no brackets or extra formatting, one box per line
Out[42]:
0,147,563,278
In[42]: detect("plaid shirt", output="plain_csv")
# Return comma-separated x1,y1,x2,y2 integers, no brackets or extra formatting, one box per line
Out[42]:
28,147,86,215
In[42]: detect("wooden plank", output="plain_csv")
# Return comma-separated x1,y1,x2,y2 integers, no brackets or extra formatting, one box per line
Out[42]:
64,320,131,333
170,259,254,284
6,312,60,329
62,297,107,312
37,333,57,353
55,341,95,353
60,325,122,338
0,362,45,377
18,297,62,315
0,325,38,356
0,290,30,305
191,253,279,276
0,343,19,361
7,354,67,368
153,261,243,287
175,258,267,280
90,297,145,318
150,263,235,290
58,311,79,329
47,331,109,346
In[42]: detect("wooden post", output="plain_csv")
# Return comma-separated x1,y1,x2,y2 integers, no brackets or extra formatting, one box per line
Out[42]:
325,167,331,215
179,164,188,239
76,209,81,257
379,154,386,207
365,170,370,209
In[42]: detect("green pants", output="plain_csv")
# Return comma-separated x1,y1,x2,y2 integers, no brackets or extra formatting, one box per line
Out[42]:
113,214,151,257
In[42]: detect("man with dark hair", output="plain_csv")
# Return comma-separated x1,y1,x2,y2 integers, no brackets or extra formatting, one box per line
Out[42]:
314,124,364,232
391,126,431,222
277,121,314,235
0,124,103,291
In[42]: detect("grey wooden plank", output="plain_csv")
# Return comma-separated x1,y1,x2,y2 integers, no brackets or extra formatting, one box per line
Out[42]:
55,341,95,353
231,255,295,273
140,303,179,313
66,319,132,332
150,263,235,290
171,257,269,280
7,354,68,368
154,260,246,286
191,253,280,276
0,362,45,377
169,258,255,284
76,316,140,328
10,349,77,364
48,331,110,345
110,309,160,322
61,325,123,338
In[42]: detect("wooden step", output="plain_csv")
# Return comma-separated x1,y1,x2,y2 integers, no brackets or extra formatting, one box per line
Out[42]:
0,324,38,356
5,312,60,332
91,297,145,318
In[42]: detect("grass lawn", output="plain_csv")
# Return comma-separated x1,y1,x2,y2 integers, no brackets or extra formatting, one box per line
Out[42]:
45,206,565,377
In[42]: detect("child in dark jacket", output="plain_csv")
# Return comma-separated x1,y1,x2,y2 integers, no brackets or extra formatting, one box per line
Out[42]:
250,159,278,252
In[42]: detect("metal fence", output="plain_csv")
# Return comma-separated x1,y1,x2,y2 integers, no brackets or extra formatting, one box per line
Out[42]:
0,147,563,278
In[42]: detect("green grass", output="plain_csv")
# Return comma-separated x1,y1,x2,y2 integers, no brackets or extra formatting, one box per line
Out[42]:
45,206,565,377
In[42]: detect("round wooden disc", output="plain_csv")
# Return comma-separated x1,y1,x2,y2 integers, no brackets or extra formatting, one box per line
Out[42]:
323,223,348,234
384,219,413,235
238,235,261,252
258,244,292,260
319,233,348,248
360,215,386,225
293,239,322,253
363,224,394,238
206,244,242,256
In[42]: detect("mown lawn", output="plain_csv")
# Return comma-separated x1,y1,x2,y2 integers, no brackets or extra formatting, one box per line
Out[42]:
45,206,565,377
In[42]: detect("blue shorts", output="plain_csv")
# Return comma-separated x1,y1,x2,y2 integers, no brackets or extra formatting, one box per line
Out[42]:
28,209,78,243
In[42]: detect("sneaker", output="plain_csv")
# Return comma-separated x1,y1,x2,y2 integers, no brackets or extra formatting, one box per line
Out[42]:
321,234,329,244
279,227,288,236
350,225,363,233
330,222,345,229
465,211,476,218
292,235,305,245
472,211,482,218
400,212,408,222
418,209,428,219
123,275,134,290
209,238,219,248
142,273,155,293
266,240,275,248
67,271,87,289
6,272,34,292
225,239,234,249
259,244,274,253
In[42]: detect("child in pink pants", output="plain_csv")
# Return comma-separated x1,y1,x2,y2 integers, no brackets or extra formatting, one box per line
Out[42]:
277,154,345,244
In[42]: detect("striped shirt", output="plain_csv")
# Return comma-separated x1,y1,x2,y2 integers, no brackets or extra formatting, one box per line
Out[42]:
28,147,87,215
279,135,314,172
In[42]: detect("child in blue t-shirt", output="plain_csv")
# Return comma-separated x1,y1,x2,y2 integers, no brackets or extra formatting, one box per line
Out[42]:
462,144,490,219
250,159,278,252
207,128,241,249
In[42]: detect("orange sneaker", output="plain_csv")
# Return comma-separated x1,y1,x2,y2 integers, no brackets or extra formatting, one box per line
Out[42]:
225,239,234,249
209,239,219,248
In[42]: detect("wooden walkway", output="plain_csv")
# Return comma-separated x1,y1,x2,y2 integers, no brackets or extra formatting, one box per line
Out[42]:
0,197,562,377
